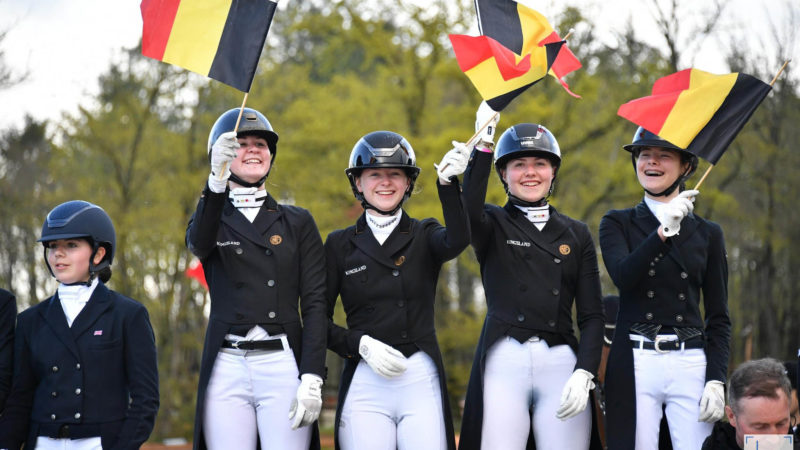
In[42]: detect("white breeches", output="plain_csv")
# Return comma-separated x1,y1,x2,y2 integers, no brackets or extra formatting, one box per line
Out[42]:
203,338,311,450
481,336,591,449
339,351,447,450
631,334,711,450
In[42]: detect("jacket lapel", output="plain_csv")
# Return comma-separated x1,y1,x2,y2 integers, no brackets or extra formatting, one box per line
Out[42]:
632,201,689,270
70,283,113,338
503,203,566,259
350,213,407,270
40,295,81,359
252,194,281,237
382,212,414,259
220,193,279,248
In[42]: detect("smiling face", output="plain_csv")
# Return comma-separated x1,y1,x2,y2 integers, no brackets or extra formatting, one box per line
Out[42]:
726,389,791,448
501,156,555,203
355,168,410,214
46,238,106,284
229,134,272,186
636,146,689,201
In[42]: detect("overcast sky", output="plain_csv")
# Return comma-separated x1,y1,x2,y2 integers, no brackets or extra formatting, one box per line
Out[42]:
0,0,796,131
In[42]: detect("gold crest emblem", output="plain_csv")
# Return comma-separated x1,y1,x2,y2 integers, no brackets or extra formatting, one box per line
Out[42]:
394,255,406,266
269,235,283,245
559,244,571,255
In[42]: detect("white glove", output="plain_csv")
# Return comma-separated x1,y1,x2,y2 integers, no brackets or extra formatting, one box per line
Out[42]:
658,189,699,237
359,335,408,378
698,380,725,423
556,369,595,420
436,141,471,184
209,131,239,188
289,373,323,429
475,101,500,148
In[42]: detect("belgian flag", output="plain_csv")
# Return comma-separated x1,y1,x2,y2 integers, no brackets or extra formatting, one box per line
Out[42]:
474,0,582,97
449,34,562,111
141,0,277,92
618,69,771,164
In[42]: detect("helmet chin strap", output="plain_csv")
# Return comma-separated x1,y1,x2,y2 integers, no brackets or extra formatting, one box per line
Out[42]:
643,167,690,197
229,172,267,189
505,174,557,207
43,243,100,287
362,200,404,216
508,193,548,207
359,187,411,216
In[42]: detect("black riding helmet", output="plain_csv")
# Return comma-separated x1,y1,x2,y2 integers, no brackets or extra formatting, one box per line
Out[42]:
207,107,279,188
39,200,116,283
494,123,561,206
345,131,420,215
623,126,698,197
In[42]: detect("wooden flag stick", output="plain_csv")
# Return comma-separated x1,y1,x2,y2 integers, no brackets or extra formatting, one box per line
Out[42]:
435,110,500,173
563,28,574,41
693,60,790,190
217,92,250,180
769,59,791,86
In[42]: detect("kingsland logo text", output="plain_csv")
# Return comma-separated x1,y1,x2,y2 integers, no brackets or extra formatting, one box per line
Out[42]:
506,240,531,247
345,265,367,276
217,241,241,247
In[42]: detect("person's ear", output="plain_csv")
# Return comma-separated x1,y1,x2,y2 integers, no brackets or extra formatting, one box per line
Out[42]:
725,405,736,426
93,246,107,265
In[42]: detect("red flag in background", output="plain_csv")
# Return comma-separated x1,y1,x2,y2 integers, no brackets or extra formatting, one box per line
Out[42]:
141,0,277,92
185,259,208,290
618,69,771,164
474,0,582,97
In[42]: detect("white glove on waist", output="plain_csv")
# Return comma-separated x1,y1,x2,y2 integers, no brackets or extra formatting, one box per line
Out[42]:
359,335,408,378
436,141,471,184
208,131,239,192
698,380,725,423
556,369,595,420
658,189,699,237
475,101,500,148
289,373,323,429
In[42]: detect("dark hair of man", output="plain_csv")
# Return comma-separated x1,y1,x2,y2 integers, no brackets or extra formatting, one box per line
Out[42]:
728,358,793,415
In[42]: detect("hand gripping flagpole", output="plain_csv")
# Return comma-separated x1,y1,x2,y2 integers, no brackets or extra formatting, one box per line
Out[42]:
693,59,791,190
217,92,250,181
434,111,500,174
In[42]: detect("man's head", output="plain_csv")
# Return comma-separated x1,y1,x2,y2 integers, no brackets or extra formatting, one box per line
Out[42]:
725,358,792,448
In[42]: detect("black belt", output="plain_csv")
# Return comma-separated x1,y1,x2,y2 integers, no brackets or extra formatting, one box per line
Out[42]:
222,339,284,351
38,423,102,439
631,337,704,353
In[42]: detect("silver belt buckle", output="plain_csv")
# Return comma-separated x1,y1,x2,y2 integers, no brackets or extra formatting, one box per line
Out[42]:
654,335,670,353
230,340,243,349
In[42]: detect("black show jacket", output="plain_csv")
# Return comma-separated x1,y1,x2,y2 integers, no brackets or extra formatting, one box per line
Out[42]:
0,283,158,450
186,186,327,450
326,181,470,450
0,288,15,413
458,149,604,450
599,201,731,450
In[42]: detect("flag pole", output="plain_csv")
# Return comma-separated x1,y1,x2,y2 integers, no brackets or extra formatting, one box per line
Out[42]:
217,92,250,180
435,110,500,173
693,60,790,190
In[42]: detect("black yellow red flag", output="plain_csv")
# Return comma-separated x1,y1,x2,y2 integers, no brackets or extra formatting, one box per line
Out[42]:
141,0,277,92
618,68,771,164
474,0,582,97
449,34,562,111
